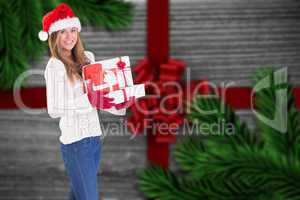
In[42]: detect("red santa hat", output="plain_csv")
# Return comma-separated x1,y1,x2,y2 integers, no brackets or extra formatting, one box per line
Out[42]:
38,3,81,41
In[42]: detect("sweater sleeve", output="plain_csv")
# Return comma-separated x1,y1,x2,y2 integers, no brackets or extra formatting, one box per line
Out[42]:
84,51,95,63
44,64,65,118
44,59,94,118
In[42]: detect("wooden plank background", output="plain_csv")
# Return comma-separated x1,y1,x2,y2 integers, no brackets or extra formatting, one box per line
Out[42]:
0,0,299,199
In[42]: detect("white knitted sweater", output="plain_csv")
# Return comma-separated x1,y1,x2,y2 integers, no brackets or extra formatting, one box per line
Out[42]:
44,51,126,144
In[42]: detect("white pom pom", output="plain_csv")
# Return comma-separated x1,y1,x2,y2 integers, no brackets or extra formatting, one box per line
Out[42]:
38,31,48,41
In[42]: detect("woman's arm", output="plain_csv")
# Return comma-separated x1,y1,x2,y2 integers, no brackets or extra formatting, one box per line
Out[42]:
44,59,94,118
44,64,66,118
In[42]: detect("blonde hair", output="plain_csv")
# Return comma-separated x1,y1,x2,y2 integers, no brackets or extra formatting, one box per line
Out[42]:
48,31,91,84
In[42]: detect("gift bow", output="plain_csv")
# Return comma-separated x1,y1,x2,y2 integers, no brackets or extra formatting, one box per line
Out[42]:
127,58,187,143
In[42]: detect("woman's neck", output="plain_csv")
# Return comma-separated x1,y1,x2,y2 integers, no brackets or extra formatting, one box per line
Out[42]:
61,49,72,60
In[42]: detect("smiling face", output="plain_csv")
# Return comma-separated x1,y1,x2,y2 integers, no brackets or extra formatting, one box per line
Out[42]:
57,27,78,52
48,27,88,84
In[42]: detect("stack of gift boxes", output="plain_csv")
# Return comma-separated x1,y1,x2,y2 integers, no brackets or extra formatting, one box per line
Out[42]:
82,56,145,110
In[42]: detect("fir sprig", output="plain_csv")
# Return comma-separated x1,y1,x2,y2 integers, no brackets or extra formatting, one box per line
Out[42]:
62,0,134,29
0,1,28,89
138,68,300,200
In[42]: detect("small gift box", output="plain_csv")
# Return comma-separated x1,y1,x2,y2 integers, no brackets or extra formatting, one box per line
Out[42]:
82,56,145,109
106,84,145,104
82,56,133,93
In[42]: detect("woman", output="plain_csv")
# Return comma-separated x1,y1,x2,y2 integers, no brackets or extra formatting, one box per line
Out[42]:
41,3,129,200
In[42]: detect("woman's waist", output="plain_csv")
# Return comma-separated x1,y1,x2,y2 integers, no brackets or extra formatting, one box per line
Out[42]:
60,112,99,126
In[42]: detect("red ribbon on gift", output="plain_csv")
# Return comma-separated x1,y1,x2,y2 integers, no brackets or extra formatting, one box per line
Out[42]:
116,57,129,87
122,88,128,102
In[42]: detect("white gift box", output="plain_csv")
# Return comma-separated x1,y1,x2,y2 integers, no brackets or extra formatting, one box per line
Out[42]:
106,84,146,104
93,68,134,91
92,56,133,91
82,56,146,110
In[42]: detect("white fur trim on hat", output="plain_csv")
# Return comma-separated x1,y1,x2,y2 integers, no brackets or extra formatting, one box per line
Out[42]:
38,31,48,41
48,17,81,35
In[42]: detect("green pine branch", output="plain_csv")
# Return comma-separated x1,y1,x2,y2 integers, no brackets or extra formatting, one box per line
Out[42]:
61,0,135,29
10,0,45,59
0,1,28,90
40,0,58,15
138,165,208,200
138,67,300,200
138,163,290,200
187,92,262,152
253,68,300,165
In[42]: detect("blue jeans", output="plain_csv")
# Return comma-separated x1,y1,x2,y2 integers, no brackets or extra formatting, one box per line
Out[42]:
60,136,102,200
